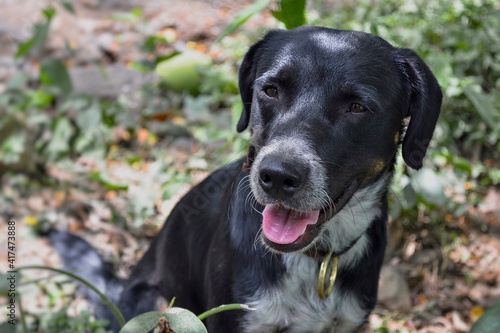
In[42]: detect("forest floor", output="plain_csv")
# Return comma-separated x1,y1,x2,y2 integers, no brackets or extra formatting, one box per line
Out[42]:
0,1,499,332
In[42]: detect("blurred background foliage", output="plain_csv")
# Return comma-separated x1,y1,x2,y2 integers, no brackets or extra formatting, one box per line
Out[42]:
1,0,498,227
0,0,499,331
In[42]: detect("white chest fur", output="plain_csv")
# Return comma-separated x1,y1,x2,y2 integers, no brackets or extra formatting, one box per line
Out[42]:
241,252,368,333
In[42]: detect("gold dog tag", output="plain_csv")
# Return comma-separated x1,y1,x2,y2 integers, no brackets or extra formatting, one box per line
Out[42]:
317,252,338,300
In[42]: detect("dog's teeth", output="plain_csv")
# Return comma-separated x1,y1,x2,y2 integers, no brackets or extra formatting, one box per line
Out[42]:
300,226,307,236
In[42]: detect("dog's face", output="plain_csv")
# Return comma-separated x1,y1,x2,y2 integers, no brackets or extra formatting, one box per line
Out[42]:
237,27,442,253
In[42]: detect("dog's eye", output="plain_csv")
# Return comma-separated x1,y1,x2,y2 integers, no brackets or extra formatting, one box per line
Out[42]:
349,103,367,113
264,86,279,99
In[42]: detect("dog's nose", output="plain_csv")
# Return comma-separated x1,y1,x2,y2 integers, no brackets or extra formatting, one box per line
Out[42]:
259,156,307,197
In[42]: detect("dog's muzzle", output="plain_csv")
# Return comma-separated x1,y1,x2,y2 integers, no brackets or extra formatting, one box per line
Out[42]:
249,141,361,252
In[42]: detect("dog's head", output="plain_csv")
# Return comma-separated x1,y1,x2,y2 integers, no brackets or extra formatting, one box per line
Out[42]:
237,27,442,253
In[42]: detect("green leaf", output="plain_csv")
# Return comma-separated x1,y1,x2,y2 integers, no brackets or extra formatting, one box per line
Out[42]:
6,73,29,90
428,53,453,88
16,19,51,59
60,0,76,14
142,35,172,53
278,0,307,29
131,8,142,17
110,8,142,22
75,101,101,130
74,128,107,157
0,134,25,164
42,7,57,20
488,168,500,185
470,301,500,333
216,0,272,42
412,167,446,206
40,58,73,96
15,38,35,59
155,51,211,95
90,171,129,191
165,307,207,333
270,9,283,22
231,98,243,131
403,182,417,208
32,21,50,49
27,113,51,126
463,87,499,130
46,117,73,158
119,311,164,333
451,156,473,175
30,90,53,108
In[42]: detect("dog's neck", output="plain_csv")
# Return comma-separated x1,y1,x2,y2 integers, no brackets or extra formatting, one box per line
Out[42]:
303,233,364,261
303,232,364,299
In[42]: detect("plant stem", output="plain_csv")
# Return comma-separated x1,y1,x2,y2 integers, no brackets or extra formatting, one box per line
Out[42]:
17,292,28,333
17,265,126,328
197,303,252,321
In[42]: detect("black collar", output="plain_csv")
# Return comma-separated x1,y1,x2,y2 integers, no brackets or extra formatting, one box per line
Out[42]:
304,233,364,261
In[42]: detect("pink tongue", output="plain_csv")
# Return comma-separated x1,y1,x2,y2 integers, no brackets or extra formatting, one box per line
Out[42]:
262,204,320,245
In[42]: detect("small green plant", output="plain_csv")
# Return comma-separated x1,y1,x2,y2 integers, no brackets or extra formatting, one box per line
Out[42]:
17,266,249,333
217,0,307,41
39,309,112,333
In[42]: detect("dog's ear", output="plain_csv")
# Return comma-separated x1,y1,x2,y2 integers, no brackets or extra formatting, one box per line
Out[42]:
237,38,266,133
399,49,443,170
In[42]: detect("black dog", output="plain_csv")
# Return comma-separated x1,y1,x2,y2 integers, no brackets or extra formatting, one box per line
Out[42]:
51,26,442,332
